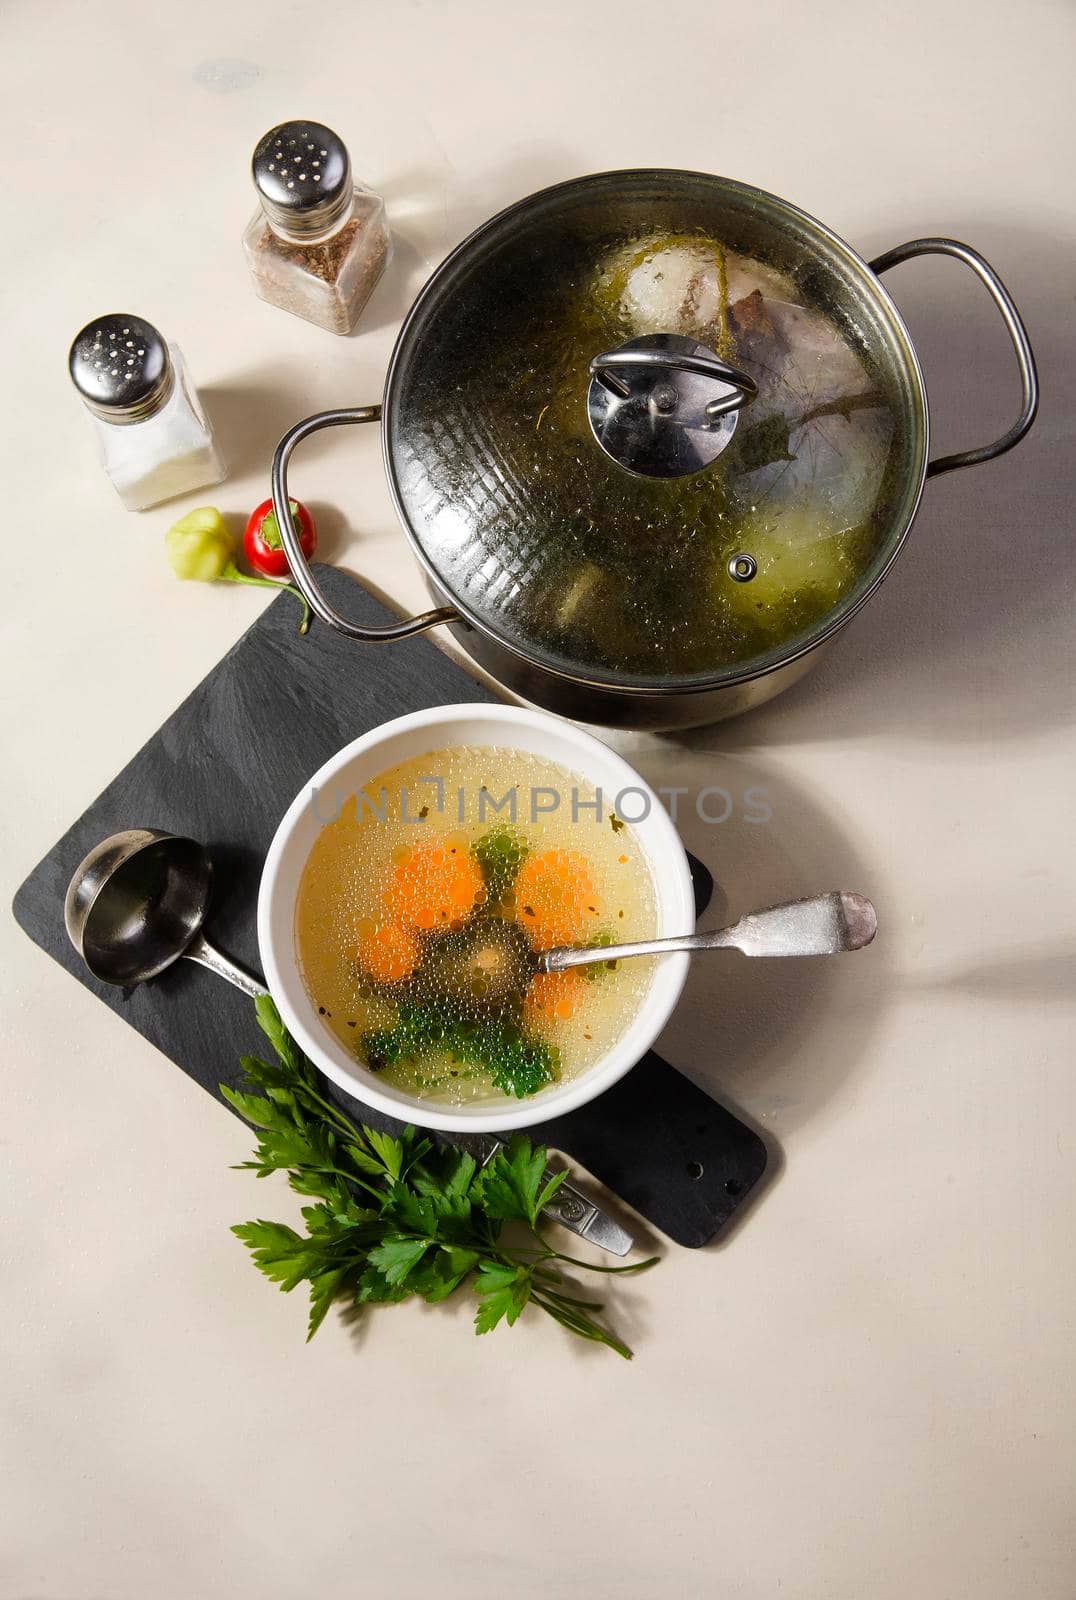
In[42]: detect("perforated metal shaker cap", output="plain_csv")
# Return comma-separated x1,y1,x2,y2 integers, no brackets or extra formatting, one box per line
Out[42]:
68,314,173,424
251,120,351,240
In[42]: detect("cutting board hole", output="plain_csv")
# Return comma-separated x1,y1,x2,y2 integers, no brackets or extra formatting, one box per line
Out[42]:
686,1160,704,1180
724,1178,743,1197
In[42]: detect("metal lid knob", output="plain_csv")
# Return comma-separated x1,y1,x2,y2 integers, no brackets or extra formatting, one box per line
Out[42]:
68,314,173,424
587,334,757,478
252,120,351,240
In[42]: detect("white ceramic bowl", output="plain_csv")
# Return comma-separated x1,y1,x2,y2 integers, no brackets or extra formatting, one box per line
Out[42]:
258,704,695,1133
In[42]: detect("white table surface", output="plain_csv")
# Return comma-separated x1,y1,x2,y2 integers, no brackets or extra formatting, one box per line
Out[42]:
3,2,1073,1595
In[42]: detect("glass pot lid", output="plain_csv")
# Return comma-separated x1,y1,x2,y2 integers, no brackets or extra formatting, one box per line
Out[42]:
385,171,926,690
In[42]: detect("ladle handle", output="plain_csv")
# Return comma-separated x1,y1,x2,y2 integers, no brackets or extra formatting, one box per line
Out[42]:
270,407,460,642
183,932,266,998
869,237,1038,478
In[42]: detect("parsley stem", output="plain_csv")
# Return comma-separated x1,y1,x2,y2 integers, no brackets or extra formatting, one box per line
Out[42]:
531,1293,632,1359
294,1084,363,1141
545,1251,661,1275
536,1287,606,1313
302,1162,383,1196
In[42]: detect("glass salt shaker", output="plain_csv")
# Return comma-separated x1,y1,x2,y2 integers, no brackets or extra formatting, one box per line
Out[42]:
68,315,226,512
242,119,391,336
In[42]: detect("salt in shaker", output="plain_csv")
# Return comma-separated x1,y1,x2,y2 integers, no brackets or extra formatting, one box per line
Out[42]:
242,119,391,336
68,315,226,512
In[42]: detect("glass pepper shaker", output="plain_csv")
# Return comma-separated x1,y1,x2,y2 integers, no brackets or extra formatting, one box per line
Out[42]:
68,315,226,512
242,119,391,336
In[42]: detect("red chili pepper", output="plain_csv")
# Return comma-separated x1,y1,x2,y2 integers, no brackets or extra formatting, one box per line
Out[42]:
244,497,317,579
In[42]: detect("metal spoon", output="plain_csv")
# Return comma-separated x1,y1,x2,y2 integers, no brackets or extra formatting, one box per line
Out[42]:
64,829,263,996
63,830,635,1255
539,891,877,973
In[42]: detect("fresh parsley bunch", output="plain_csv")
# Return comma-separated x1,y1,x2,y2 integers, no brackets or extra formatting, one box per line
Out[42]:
223,996,656,1356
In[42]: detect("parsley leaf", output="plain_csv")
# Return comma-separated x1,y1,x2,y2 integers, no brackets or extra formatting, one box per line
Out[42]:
382,1184,438,1236
410,1148,477,1215
307,1268,349,1342
368,1236,431,1285
364,1128,405,1181
472,1134,566,1227
409,1246,480,1304
231,1220,321,1293
474,1260,534,1333
355,1263,411,1304
254,992,309,1077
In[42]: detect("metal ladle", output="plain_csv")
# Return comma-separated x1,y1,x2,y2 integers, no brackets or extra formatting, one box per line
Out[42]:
64,829,263,996
539,892,877,974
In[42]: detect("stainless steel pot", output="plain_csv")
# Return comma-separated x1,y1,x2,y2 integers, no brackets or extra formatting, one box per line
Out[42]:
271,171,1037,730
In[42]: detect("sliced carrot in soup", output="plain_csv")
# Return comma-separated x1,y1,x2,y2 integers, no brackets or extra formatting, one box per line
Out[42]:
383,842,484,933
523,969,586,1028
357,922,421,984
514,849,601,950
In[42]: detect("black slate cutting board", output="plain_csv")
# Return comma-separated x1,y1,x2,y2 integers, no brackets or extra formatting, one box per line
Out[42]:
12,566,767,1246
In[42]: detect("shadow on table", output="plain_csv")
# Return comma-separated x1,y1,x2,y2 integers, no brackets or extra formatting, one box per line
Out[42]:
628,748,892,1168
912,944,1076,1005
200,365,323,487
342,144,585,339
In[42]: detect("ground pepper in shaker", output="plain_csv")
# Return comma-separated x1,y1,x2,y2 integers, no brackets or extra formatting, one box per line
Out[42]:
243,120,391,335
67,315,226,512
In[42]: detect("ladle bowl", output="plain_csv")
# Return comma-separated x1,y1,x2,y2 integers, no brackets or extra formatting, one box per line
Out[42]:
64,829,262,996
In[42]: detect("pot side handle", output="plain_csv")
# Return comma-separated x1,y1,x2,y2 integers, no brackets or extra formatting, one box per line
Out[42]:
869,237,1039,479
270,407,459,641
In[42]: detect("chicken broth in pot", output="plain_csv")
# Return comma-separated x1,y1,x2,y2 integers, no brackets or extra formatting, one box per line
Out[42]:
390,216,908,685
